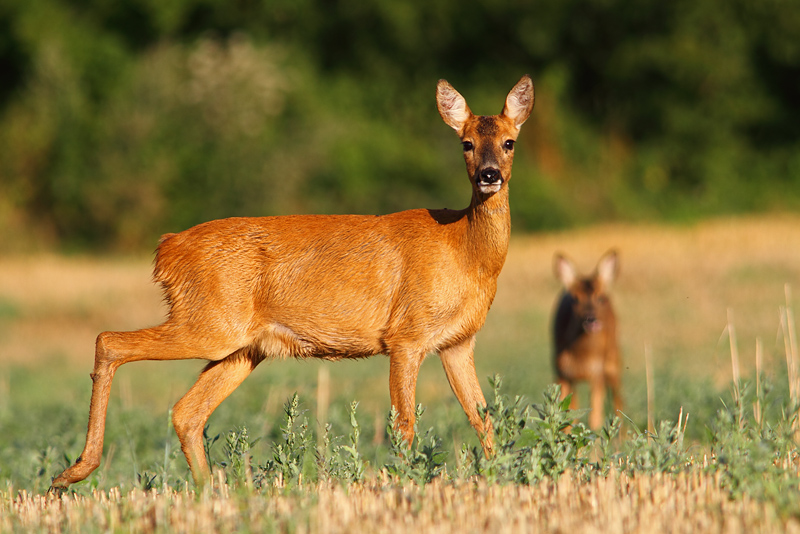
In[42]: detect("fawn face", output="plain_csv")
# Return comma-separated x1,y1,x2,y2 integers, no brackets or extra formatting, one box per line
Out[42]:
436,77,534,195
554,250,619,344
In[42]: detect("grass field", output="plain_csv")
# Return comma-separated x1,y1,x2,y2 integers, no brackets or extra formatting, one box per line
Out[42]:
2,215,800,532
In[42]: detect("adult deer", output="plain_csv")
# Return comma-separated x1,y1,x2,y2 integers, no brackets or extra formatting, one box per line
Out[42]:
50,75,534,490
552,250,622,429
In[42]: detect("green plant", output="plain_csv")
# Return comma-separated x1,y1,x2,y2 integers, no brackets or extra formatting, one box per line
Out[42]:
620,416,690,474
136,471,158,491
316,401,365,484
221,426,257,488
706,379,800,515
203,426,221,476
384,404,446,485
595,415,623,476
260,393,312,487
463,376,529,484
457,378,596,484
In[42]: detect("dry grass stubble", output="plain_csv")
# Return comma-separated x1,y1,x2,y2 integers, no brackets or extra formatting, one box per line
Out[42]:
5,471,800,534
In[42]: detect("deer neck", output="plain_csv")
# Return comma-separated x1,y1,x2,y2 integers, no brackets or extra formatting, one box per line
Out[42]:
464,186,511,278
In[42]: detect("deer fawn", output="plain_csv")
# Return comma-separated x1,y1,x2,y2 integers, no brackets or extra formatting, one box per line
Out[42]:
50,75,534,490
552,249,622,429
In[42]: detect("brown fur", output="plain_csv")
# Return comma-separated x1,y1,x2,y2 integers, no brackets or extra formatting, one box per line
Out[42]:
50,75,535,490
552,249,622,429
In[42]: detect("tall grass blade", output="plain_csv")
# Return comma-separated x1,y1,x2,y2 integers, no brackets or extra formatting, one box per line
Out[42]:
317,365,330,447
645,343,654,435
783,284,800,439
727,308,741,407
754,337,763,428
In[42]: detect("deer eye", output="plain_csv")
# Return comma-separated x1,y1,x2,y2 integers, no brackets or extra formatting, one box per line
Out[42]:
462,141,474,152
503,140,515,150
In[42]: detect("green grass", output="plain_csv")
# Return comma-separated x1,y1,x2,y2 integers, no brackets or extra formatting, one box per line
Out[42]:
3,367,800,534
2,357,797,494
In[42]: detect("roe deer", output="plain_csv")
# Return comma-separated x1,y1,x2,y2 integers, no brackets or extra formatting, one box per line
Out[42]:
50,75,535,490
552,249,622,429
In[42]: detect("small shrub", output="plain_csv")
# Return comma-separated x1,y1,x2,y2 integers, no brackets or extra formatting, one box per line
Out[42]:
384,404,446,485
459,377,597,484
258,393,312,487
620,417,690,474
706,379,800,515
222,426,257,487
316,401,365,484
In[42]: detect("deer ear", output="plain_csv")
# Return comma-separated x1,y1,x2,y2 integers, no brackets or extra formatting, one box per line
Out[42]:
437,79,473,132
554,253,577,288
502,75,534,128
596,249,619,287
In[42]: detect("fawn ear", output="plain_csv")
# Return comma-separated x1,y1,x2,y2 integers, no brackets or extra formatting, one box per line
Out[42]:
502,75,534,128
596,249,619,288
437,79,473,132
554,253,577,288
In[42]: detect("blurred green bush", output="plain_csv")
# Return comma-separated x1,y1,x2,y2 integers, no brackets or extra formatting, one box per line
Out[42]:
0,0,798,251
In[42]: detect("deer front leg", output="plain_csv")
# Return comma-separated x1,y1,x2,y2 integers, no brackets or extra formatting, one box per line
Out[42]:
388,350,424,447
439,337,493,456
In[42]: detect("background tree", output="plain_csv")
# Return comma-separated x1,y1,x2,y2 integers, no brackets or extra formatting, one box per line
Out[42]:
0,0,797,250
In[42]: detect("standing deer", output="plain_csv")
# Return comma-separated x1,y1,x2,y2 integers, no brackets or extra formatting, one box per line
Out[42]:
50,75,534,490
552,249,622,429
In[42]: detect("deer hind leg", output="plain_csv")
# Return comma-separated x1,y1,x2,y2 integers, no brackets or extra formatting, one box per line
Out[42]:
439,337,493,456
50,324,241,491
172,349,261,486
388,349,425,447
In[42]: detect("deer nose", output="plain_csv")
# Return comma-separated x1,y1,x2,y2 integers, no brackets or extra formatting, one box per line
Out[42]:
582,314,603,333
479,168,502,183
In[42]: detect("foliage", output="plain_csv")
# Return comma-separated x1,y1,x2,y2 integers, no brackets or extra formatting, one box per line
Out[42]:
197,377,800,518
459,377,596,484
2,368,800,519
384,404,446,485
316,401,365,484
0,0,799,251
620,417,691,474
221,426,256,487
706,381,800,514
258,393,313,488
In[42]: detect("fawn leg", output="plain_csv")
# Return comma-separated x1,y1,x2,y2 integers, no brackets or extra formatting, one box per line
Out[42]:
589,379,606,430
